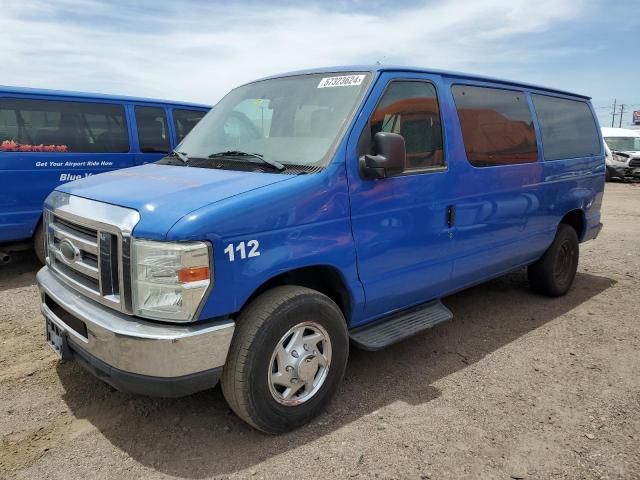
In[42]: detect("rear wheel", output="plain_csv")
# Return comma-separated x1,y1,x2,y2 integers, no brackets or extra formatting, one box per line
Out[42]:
34,223,46,264
221,286,348,434
528,224,579,297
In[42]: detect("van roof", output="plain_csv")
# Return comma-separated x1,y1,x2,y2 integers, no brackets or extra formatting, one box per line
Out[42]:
0,85,211,109
602,127,640,137
256,65,591,100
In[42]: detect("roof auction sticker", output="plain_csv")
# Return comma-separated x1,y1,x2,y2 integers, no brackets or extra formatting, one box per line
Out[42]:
317,74,366,88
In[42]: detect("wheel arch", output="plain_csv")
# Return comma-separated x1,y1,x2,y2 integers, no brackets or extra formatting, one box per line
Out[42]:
560,209,586,241
241,265,353,323
33,213,44,236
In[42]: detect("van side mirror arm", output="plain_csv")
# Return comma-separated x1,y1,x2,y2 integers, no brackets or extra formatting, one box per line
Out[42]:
361,153,389,179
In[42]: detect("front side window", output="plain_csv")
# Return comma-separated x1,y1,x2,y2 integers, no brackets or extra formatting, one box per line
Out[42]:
173,108,207,143
452,85,538,167
532,94,601,160
135,106,169,153
0,98,128,153
370,81,444,171
175,72,371,169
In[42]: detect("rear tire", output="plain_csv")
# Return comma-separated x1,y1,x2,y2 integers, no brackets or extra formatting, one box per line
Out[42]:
528,224,579,297
34,223,46,265
221,286,348,434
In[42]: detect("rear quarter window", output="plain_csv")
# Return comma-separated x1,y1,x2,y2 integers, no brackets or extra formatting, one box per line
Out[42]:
452,85,538,167
0,98,129,153
531,94,601,160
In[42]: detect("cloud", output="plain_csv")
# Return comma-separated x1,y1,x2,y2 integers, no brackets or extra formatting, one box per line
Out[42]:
0,0,594,105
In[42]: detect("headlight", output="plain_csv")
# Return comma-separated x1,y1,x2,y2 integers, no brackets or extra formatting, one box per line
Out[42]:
131,239,212,322
612,153,628,164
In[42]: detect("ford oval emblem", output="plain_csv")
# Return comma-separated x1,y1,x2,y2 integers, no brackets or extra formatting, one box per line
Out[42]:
59,239,80,263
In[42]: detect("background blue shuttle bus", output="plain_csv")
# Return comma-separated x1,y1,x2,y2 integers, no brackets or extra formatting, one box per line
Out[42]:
0,86,210,263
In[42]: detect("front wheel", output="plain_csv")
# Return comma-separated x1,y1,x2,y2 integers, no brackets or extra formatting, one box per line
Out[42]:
528,224,579,297
221,286,348,434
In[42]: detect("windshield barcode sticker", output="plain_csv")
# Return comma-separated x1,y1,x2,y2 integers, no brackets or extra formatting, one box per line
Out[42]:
317,75,366,88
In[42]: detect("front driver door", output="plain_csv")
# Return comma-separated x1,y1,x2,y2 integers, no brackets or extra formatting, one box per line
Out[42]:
346,73,456,324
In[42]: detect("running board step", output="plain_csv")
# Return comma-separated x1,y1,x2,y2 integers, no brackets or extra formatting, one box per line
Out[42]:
349,300,453,351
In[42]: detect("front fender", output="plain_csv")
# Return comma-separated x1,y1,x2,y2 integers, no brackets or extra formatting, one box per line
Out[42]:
165,163,365,323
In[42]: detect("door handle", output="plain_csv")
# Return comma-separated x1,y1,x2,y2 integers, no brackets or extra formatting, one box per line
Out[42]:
446,205,456,228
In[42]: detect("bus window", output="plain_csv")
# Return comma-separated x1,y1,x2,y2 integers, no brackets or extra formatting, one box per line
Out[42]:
173,109,207,143
0,98,129,153
135,106,169,153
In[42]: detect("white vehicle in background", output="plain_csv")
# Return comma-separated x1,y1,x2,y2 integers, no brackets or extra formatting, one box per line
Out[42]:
602,127,640,181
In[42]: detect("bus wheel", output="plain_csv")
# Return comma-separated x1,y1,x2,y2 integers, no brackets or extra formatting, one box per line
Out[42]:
34,223,46,264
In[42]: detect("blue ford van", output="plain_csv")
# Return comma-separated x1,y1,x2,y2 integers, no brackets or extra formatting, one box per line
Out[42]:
36,66,604,433
0,86,210,263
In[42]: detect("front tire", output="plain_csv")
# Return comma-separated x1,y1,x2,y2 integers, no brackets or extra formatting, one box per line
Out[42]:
528,224,579,297
221,286,348,434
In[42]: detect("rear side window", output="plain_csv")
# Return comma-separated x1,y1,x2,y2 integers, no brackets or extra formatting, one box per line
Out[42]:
173,108,206,143
0,98,128,153
452,85,538,167
370,81,444,171
531,95,601,160
135,106,169,153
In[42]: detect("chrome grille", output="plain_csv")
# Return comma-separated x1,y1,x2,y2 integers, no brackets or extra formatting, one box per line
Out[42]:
629,158,640,168
44,191,140,315
50,215,101,290
47,212,120,303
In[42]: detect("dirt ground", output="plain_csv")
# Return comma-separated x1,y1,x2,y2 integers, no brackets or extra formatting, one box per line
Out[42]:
1,182,639,480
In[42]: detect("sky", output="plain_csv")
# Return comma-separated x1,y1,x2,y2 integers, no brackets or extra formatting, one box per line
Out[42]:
1,0,639,127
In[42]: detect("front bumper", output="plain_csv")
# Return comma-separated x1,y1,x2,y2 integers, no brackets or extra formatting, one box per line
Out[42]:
37,267,235,397
607,164,640,179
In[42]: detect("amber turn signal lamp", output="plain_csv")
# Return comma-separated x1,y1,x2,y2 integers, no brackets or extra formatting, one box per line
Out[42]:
178,266,210,283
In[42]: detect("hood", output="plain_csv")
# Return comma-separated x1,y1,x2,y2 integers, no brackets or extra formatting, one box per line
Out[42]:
57,164,294,239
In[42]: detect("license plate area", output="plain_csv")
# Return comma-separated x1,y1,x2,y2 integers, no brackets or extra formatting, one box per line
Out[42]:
46,317,71,359
44,294,88,339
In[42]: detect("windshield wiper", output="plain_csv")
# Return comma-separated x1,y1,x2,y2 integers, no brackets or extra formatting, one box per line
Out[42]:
167,150,190,164
207,150,286,172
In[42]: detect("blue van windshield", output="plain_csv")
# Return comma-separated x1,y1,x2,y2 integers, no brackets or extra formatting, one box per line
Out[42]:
176,73,370,168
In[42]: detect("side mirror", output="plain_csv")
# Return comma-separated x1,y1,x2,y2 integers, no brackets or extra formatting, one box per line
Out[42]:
359,132,406,179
